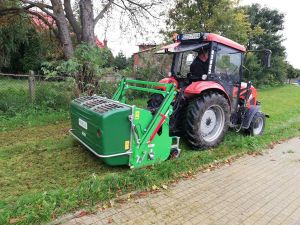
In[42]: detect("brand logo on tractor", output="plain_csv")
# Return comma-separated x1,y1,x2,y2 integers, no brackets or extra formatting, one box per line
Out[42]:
208,50,214,74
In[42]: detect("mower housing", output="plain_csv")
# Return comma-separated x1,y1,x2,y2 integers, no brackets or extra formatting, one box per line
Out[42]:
70,79,179,168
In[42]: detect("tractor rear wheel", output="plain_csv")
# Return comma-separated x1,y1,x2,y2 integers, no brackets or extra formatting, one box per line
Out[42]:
247,112,265,136
185,93,230,149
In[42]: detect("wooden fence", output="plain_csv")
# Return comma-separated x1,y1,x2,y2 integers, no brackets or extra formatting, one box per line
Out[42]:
0,71,67,102
0,71,38,102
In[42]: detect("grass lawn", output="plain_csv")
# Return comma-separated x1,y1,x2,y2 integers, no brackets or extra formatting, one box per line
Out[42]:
0,85,300,224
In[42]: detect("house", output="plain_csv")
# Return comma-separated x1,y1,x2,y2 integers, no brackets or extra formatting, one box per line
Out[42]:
133,44,157,68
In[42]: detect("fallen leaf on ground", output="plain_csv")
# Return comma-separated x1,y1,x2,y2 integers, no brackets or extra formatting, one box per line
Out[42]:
51,212,57,220
115,198,127,204
203,168,210,173
138,191,149,197
162,185,168,190
152,185,159,190
109,200,114,207
127,193,132,201
227,159,232,165
76,211,89,218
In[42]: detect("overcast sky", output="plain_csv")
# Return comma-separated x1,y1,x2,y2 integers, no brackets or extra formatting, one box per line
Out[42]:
95,0,300,69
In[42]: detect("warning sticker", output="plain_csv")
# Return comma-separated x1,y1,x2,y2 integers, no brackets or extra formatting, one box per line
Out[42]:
135,111,140,120
125,140,130,150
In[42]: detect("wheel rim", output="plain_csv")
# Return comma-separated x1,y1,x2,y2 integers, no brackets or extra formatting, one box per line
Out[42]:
199,105,225,142
253,117,264,135
171,150,179,158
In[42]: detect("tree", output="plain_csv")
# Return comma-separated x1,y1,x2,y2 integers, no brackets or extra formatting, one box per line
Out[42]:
113,51,128,70
166,1,289,86
242,4,287,85
0,12,58,73
0,0,163,59
166,0,258,45
286,64,299,83
242,4,285,56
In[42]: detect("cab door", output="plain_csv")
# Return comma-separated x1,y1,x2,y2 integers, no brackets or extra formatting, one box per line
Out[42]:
211,44,242,112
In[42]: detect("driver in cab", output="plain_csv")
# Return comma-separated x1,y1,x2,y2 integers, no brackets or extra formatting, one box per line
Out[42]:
189,48,209,81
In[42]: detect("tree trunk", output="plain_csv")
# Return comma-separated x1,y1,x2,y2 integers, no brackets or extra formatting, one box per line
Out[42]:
64,0,81,42
79,0,95,45
51,0,74,59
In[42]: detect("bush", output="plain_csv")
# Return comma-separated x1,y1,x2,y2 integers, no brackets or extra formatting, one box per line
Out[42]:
35,78,76,109
0,14,60,73
96,81,119,98
113,51,129,70
41,44,114,95
243,53,288,87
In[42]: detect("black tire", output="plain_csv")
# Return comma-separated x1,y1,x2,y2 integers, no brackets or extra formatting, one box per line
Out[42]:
247,112,265,136
169,148,181,159
185,93,230,149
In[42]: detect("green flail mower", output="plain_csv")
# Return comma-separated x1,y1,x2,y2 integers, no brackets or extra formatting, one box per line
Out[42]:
70,79,180,169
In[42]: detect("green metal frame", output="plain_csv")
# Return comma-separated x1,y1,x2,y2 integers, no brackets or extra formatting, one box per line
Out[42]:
113,78,178,168
113,78,170,101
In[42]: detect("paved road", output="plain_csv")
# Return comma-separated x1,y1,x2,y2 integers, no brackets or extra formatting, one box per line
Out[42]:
61,137,300,225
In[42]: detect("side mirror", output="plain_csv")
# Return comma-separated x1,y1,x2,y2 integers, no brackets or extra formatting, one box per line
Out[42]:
264,50,272,68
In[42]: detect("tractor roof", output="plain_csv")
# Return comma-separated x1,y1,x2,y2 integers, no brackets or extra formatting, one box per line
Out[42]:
159,32,246,53
202,33,246,52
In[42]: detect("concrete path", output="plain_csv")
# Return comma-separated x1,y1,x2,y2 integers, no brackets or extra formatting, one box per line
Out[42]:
62,137,300,225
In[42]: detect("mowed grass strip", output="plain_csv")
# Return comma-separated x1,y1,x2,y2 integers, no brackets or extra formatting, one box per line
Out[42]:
0,122,70,147
0,109,69,132
0,85,300,225
0,124,123,204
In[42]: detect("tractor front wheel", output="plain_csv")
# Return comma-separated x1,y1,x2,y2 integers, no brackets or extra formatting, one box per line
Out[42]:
185,93,230,149
247,112,265,136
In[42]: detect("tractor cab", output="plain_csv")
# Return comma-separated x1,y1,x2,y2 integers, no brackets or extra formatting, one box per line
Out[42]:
158,33,246,104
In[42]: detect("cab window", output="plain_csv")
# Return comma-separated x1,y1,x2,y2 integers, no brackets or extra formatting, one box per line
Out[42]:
215,45,242,83
172,51,198,78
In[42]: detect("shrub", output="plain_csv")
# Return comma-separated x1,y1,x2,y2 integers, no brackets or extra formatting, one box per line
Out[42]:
96,81,119,98
41,44,114,95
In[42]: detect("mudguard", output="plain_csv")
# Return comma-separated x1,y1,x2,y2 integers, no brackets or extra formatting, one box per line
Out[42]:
184,81,230,104
156,77,179,91
241,106,261,129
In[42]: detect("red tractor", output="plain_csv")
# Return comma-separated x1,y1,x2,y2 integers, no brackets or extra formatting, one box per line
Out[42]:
147,32,271,149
